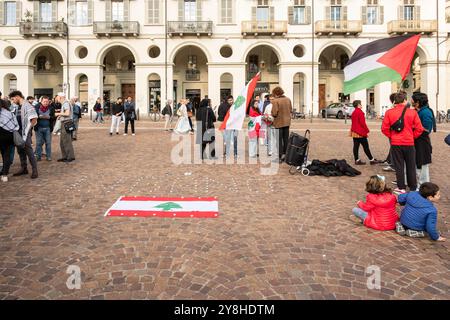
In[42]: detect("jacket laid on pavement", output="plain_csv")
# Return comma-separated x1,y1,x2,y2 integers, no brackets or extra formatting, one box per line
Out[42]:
271,95,292,128
398,192,439,240
358,192,398,231
381,104,424,146
351,107,370,137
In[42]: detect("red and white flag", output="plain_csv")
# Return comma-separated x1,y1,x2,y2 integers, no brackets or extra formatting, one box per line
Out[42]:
104,196,219,218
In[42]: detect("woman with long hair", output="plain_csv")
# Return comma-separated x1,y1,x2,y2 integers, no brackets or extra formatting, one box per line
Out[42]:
0,99,19,182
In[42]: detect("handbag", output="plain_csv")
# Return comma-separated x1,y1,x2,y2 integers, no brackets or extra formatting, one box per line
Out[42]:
63,119,75,133
13,131,25,148
390,106,408,133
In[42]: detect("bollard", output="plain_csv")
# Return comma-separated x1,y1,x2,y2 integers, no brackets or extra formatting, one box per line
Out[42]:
137,109,140,121
89,109,92,121
344,111,347,124
310,111,312,123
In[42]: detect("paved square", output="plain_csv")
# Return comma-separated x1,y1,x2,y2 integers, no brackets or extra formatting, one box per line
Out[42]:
0,119,449,300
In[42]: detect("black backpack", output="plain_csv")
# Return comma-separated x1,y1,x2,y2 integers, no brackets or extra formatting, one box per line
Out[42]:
390,106,408,133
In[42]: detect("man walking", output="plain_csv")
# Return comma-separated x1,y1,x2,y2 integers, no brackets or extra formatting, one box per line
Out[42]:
271,87,292,162
123,96,136,136
72,96,82,140
110,97,124,136
9,90,38,179
218,95,234,158
55,92,76,163
34,96,52,161
382,92,424,194
162,99,173,131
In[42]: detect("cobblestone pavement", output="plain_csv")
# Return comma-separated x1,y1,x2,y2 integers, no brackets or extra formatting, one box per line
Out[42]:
0,118,449,300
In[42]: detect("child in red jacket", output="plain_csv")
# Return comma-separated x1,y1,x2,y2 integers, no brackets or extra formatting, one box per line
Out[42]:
351,175,399,230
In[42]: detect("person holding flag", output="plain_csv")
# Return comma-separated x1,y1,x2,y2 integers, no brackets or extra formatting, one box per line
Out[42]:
220,72,261,160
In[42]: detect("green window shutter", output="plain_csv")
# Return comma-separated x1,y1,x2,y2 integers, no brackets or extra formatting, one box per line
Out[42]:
251,6,256,21
52,0,57,21
306,6,311,24
343,6,347,21
0,2,4,25
197,0,202,21
124,0,129,21
379,6,384,24
33,0,39,22
88,0,93,24
16,1,22,25
362,6,367,24
178,0,183,21
269,6,274,21
68,0,75,25
105,0,111,21
398,5,404,20
325,6,330,21
414,5,420,21
288,6,294,25
145,0,149,24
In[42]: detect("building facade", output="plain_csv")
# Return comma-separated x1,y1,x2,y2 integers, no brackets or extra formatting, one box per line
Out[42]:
0,0,449,116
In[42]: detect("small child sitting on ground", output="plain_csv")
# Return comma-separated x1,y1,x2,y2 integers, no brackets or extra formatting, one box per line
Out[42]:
351,175,398,230
396,182,446,241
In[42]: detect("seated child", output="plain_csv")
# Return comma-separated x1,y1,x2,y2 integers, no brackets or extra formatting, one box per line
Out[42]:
351,175,398,230
396,182,446,241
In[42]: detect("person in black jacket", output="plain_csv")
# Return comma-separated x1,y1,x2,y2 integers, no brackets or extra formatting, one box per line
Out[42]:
217,96,234,157
110,97,124,136
196,99,216,160
123,96,136,136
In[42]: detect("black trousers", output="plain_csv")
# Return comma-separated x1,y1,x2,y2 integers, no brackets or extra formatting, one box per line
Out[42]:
18,131,37,172
278,126,290,159
125,118,135,134
390,145,417,190
0,142,13,175
201,142,216,160
188,117,194,131
352,138,373,161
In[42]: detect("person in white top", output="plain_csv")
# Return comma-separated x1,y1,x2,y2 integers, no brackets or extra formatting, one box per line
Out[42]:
174,99,191,134
262,94,275,156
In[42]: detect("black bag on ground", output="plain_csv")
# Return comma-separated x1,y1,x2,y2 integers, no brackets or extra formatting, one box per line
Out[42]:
285,132,309,166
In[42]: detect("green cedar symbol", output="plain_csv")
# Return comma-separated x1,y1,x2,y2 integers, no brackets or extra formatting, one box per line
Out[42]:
154,202,183,211
233,96,245,110
248,120,255,129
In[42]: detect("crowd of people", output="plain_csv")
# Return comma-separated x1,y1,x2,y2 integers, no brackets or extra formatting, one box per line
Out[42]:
350,90,446,242
0,90,77,182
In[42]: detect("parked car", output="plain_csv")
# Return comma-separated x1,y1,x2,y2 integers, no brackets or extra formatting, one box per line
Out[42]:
321,103,354,119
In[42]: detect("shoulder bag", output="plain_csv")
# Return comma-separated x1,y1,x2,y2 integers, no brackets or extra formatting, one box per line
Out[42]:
390,106,408,133
13,131,25,148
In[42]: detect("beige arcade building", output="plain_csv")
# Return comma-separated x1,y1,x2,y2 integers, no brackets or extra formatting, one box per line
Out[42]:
0,0,449,116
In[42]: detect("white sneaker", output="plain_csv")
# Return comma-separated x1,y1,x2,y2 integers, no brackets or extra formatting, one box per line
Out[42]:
132,134,135,136
1,176,8,182
57,132,61,136
123,133,128,136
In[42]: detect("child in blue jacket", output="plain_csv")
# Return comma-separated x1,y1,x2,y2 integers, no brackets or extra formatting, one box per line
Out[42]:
396,183,445,241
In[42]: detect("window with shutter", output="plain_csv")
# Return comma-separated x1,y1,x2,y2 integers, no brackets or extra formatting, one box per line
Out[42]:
76,1,88,26
105,0,112,21
147,0,160,24
87,0,93,24
111,0,124,21
0,2,4,25
123,0,129,21
220,0,233,24
4,1,18,25
15,1,22,26
196,0,202,21
51,0,57,22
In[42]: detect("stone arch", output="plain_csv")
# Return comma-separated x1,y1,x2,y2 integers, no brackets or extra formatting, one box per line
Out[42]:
3,73,17,94
97,42,139,65
242,41,284,62
315,41,354,62
170,42,211,63
25,42,67,65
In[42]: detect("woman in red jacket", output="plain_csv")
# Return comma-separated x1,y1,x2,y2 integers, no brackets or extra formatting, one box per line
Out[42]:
350,175,399,231
350,100,382,165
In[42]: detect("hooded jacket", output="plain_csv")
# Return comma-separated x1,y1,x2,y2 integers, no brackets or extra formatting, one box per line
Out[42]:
398,192,439,240
358,192,398,230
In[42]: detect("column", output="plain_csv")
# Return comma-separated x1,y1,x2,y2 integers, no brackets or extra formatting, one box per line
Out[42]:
207,65,221,107
278,65,294,104
374,82,392,116
15,66,33,98
350,89,367,114
135,66,149,116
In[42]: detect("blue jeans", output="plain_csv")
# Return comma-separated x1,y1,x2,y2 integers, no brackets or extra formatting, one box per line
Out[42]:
352,208,368,222
224,130,238,157
35,127,52,159
95,112,104,123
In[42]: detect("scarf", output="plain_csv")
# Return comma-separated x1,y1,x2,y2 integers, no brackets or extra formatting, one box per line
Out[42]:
40,104,49,113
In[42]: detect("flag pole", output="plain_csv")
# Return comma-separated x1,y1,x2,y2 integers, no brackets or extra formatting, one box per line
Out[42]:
311,0,315,119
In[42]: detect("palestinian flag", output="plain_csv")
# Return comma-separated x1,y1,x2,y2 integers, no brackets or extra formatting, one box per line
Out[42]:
220,72,261,131
343,34,420,94
105,196,219,218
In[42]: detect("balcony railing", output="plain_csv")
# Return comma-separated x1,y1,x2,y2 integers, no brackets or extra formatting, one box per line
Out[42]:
168,21,213,36
19,22,67,37
93,21,140,36
315,20,362,36
387,20,437,35
241,20,287,35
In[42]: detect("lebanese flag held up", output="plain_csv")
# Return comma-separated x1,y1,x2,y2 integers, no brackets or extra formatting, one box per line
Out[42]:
105,196,219,218
220,72,261,131
343,34,420,95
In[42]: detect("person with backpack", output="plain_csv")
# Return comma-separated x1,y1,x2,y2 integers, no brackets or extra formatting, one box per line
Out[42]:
381,92,424,195
93,98,104,123
72,96,82,141
412,92,435,188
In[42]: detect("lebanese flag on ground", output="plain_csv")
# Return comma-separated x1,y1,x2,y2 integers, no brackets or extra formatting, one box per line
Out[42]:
220,72,261,131
343,34,420,94
105,196,219,218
